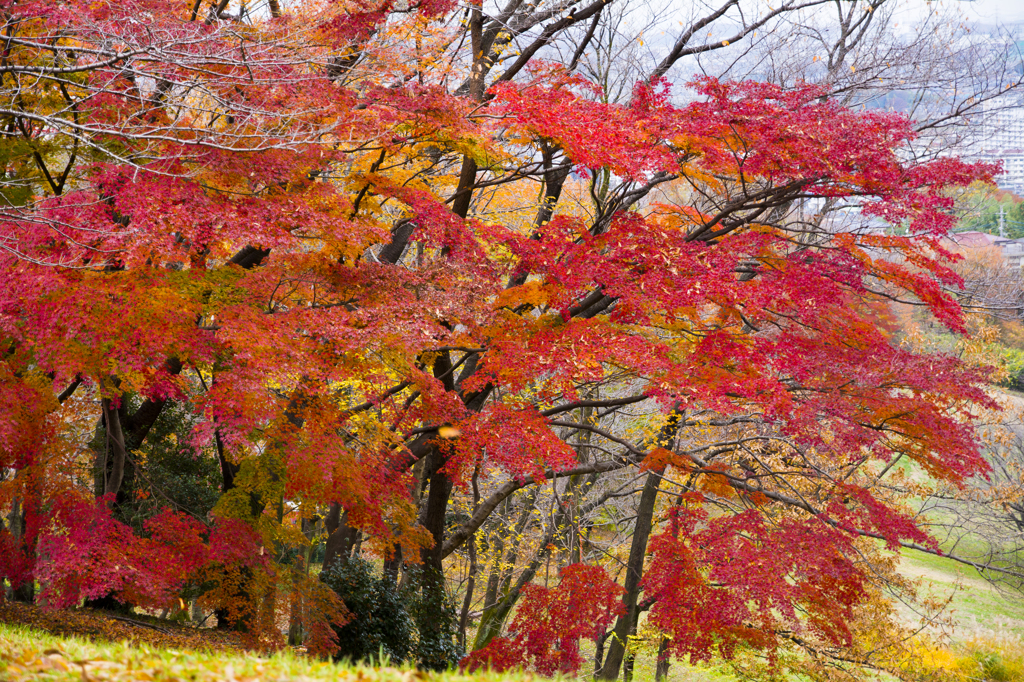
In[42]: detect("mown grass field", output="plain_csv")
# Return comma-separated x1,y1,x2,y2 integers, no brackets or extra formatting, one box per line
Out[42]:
0,618,752,682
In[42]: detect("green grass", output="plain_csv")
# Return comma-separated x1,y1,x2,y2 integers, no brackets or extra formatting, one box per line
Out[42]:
624,652,739,682
0,621,525,682
899,548,1024,637
0,616,743,682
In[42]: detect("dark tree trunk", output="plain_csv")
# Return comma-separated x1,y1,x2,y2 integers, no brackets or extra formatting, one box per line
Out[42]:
418,349,457,583
84,397,133,612
412,448,458,670
6,498,34,603
288,557,304,645
594,630,610,677
350,530,362,558
419,448,454,589
623,651,636,682
597,468,663,680
322,502,358,572
383,543,402,582
112,360,180,512
11,579,34,603
654,637,671,681
598,410,681,681
216,431,239,493
100,396,128,500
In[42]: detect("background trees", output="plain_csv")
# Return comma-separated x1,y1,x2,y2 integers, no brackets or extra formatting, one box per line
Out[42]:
0,0,1020,678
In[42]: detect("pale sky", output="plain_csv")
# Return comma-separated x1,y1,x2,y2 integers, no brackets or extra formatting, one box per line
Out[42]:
899,0,1024,24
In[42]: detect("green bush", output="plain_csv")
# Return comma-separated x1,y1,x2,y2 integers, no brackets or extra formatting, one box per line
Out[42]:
972,648,1024,682
995,345,1024,391
319,558,413,665
403,566,463,672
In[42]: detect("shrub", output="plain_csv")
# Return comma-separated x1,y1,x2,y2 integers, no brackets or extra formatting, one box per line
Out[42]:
403,566,463,671
963,637,1024,682
898,635,1024,682
319,557,412,664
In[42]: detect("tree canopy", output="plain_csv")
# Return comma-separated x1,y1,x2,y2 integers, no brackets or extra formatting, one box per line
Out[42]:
0,0,1016,677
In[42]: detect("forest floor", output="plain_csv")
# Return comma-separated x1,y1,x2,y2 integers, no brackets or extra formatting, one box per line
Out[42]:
0,614,492,682
0,601,246,652
2,543,1023,682
0,598,740,682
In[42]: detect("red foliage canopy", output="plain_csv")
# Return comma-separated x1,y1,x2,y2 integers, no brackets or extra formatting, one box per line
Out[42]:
0,0,1001,664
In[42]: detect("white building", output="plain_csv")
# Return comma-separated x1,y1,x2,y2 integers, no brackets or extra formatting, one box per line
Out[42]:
970,95,1024,195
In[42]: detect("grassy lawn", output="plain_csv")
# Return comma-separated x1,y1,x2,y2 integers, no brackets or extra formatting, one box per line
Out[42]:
899,548,1024,638
0,620,518,682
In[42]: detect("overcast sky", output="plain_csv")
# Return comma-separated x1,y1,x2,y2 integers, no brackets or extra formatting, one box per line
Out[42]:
899,0,1024,24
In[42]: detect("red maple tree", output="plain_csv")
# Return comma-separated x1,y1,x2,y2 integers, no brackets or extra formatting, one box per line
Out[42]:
0,0,1006,675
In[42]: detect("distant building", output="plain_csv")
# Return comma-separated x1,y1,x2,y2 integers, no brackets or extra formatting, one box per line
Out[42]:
949,231,1024,268
1000,238,1024,268
969,95,1024,195
949,231,999,249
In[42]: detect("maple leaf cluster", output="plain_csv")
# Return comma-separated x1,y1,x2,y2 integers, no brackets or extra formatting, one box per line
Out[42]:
463,564,624,675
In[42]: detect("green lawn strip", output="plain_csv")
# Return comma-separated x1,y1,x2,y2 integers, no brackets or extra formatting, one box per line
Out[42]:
622,653,739,682
898,548,1024,636
0,621,529,682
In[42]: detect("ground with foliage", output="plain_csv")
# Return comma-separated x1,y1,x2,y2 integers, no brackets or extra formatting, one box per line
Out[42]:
0,602,245,653
0,617,508,682
5,546,1024,682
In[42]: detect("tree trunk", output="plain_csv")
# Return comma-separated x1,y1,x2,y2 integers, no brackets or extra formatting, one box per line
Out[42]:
100,396,128,500
597,468,663,680
419,448,454,587
594,630,610,677
598,408,682,681
383,543,403,583
623,650,636,682
86,397,134,612
322,502,358,572
6,497,34,603
458,530,477,649
412,447,458,670
418,349,457,587
654,637,671,681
